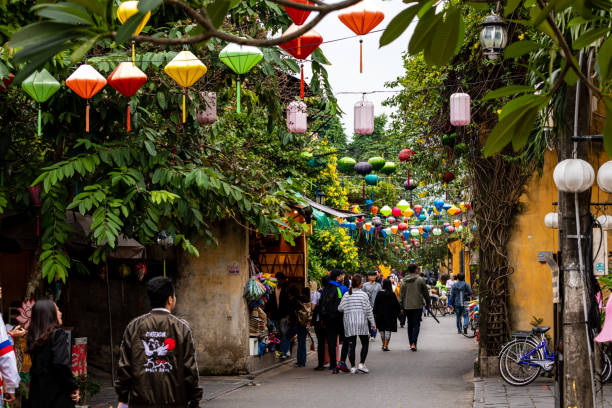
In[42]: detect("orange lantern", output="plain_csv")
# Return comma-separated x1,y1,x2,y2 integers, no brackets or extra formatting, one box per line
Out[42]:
390,225,398,235
371,205,379,216
107,62,147,132
279,24,322,99
338,0,384,73
283,0,313,25
453,219,461,228
66,64,107,132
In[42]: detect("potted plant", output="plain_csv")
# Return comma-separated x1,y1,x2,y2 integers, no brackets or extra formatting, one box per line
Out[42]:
75,375,101,408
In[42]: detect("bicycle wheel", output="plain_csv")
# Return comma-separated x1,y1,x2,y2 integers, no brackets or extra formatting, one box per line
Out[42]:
499,338,543,386
463,317,477,338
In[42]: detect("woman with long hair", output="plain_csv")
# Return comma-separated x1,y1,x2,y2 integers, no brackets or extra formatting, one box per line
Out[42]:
338,274,375,374
373,278,401,351
26,300,79,408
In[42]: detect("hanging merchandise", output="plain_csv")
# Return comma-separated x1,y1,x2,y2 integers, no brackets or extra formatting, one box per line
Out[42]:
107,62,147,132
135,262,148,281
368,156,385,171
279,25,323,99
402,208,414,218
365,174,379,186
165,51,208,122
453,219,461,228
413,205,423,216
354,161,373,175
387,216,396,224
338,157,357,174
283,0,313,25
370,205,379,216
403,179,417,191
442,132,456,146
355,96,374,134
21,69,61,136
66,64,107,133
398,148,416,162
447,206,461,216
396,200,410,212
392,206,402,217
379,205,392,217
197,91,217,125
450,92,471,126
287,100,307,133
116,1,151,64
337,0,384,73
380,161,397,175
398,222,407,231
433,199,445,212
433,227,442,236
219,42,264,113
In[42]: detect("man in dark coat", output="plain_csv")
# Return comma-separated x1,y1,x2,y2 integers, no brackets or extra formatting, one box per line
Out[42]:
398,264,431,352
450,273,473,334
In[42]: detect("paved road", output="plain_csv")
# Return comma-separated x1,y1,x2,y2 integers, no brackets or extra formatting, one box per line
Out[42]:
206,313,477,408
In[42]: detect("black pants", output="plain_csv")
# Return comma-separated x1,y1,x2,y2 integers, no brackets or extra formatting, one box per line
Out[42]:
405,309,422,345
398,312,407,327
346,335,370,366
325,321,346,369
314,325,326,367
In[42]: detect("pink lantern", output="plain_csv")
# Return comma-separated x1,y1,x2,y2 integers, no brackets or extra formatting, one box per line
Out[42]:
596,296,612,342
450,92,470,126
29,185,41,207
287,100,307,133
398,222,407,231
354,98,374,134
387,216,396,224
197,91,217,125
392,206,402,217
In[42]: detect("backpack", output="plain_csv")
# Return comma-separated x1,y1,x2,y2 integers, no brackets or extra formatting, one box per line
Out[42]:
296,302,312,327
319,285,343,320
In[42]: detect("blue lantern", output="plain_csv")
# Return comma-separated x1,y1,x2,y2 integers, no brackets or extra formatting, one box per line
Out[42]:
433,199,445,211
418,213,427,221
442,203,452,211
365,199,373,210
365,174,379,186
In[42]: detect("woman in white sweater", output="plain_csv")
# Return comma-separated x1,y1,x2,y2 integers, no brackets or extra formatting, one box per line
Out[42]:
338,274,376,373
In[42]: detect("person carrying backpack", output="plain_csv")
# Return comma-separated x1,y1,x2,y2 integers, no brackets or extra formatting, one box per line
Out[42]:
449,274,473,334
319,269,348,374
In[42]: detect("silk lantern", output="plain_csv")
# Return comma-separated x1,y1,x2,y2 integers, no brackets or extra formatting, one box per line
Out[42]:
390,225,398,235
338,157,357,174
597,161,612,193
283,0,313,25
365,174,379,186
107,62,147,132
391,206,402,218
21,69,61,136
287,100,307,133
402,208,414,218
219,43,263,113
433,227,442,236
553,159,594,193
398,148,416,162
413,205,422,216
398,222,407,231
371,205,379,216
355,161,373,176
368,156,385,171
197,91,217,125
279,25,323,99
338,0,384,73
544,212,559,229
450,92,470,126
380,162,397,175
355,98,374,134
453,219,461,228
380,205,392,217
387,216,396,224
66,64,107,132
165,51,207,122
117,1,151,64
396,200,410,212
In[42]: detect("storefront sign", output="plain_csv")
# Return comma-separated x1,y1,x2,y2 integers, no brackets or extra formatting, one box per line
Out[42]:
228,262,240,275
71,337,87,377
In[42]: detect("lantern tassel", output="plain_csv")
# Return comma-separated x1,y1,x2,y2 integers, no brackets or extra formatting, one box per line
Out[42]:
127,103,131,132
182,89,186,123
163,257,166,277
131,41,136,66
37,106,42,136
237,80,241,113
86,101,90,133
300,64,304,99
359,39,363,73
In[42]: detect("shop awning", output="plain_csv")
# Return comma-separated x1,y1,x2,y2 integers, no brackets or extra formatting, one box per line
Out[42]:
299,196,366,218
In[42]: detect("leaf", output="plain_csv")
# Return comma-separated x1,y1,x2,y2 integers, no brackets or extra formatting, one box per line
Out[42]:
572,27,609,50
379,4,420,47
138,0,163,13
408,9,441,55
8,22,75,48
144,141,157,156
115,12,146,45
466,2,491,10
311,48,330,65
603,97,612,156
503,40,539,58
206,0,232,29
427,7,461,66
483,85,535,101
598,35,612,81
70,35,100,63
504,0,522,16
34,4,94,26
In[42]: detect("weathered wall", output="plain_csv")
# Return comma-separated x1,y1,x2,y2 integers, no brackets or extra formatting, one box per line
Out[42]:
175,222,250,375
448,240,471,283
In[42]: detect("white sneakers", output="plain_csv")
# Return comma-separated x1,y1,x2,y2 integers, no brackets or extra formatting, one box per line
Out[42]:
350,367,357,374
358,363,369,373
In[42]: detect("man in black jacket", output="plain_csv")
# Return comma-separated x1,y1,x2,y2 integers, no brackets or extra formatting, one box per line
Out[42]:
115,277,203,408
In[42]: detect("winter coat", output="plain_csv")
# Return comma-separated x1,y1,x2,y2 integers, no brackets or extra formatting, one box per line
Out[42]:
338,289,375,337
115,309,203,408
449,281,473,308
363,282,382,306
27,329,78,408
398,274,431,310
320,281,348,331
373,289,401,332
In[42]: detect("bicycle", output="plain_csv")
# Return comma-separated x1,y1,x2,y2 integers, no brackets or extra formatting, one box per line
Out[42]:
430,295,448,317
460,300,478,339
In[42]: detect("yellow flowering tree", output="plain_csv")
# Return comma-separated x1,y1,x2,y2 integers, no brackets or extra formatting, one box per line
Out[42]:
308,226,360,276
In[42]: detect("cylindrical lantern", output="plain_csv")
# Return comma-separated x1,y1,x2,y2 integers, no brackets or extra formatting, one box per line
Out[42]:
287,100,307,133
553,159,594,193
480,13,508,60
355,98,374,134
597,215,612,230
597,161,612,193
450,92,470,126
544,212,559,229
197,91,217,125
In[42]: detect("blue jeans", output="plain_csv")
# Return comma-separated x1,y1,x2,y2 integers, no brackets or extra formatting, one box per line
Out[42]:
296,325,308,366
455,306,469,332
279,318,290,355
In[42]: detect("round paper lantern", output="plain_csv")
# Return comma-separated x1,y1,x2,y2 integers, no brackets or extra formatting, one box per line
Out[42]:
338,157,357,174
396,199,410,212
355,99,375,135
219,43,262,113
379,205,392,217
553,159,594,193
410,228,419,238
390,225,398,235
404,179,417,191
413,205,422,216
597,161,612,193
433,227,442,236
402,208,414,218
370,205,379,216
392,206,402,217
287,100,307,133
21,69,61,136
450,92,470,126
197,91,217,125
283,0,313,25
107,62,147,132
117,1,151,64
387,216,396,224
355,161,373,175
380,162,397,175
398,222,407,231
66,64,107,132
279,25,323,98
367,156,385,171
398,148,416,162
372,216,382,226
165,51,207,122
423,225,432,233
338,0,384,73
445,226,455,233
365,174,379,186
418,212,427,221
544,212,559,229
472,225,478,231
453,219,461,228
597,215,612,230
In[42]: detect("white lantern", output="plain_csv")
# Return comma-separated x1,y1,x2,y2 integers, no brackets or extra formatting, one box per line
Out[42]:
450,92,470,126
480,13,508,60
597,215,612,230
597,161,612,193
287,101,307,133
544,212,559,229
553,159,594,193
354,99,374,135
197,91,216,125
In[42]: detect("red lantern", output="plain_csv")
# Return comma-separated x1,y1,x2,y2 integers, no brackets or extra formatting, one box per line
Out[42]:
279,25,323,99
107,62,147,132
29,185,41,207
66,64,107,132
443,171,455,183
392,206,402,217
413,205,422,216
398,148,416,162
398,222,407,231
0,73,14,91
283,0,313,25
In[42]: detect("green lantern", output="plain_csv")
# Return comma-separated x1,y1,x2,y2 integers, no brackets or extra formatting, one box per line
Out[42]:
300,151,314,161
21,69,61,136
338,157,356,174
380,205,392,217
396,199,410,212
380,161,397,175
219,42,263,113
368,156,385,171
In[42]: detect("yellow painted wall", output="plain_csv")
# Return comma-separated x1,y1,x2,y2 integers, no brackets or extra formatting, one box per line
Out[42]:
448,240,471,283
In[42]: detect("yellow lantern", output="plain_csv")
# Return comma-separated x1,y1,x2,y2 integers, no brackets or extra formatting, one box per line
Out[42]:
459,202,466,212
164,51,207,123
402,208,414,218
117,1,152,64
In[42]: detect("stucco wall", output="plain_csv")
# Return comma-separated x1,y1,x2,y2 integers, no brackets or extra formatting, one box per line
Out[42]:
175,222,250,375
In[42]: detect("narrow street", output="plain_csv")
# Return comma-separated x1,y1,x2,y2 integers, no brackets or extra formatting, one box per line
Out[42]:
206,314,477,408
